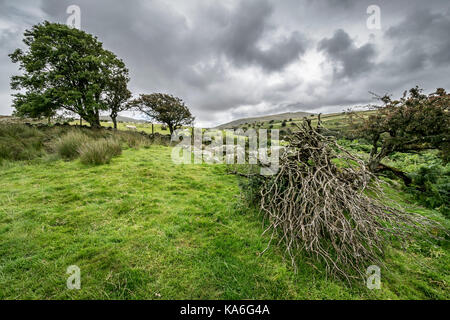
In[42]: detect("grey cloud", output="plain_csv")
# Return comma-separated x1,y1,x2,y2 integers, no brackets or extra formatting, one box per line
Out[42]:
318,29,376,79
219,0,308,71
1,0,450,127
386,8,450,67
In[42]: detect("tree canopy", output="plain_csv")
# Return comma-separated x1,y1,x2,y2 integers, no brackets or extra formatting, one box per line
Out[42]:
104,67,132,129
9,21,129,128
131,93,195,134
350,87,449,178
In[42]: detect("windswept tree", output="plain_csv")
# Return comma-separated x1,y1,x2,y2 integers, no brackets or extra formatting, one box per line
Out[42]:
104,68,131,129
10,21,129,128
349,87,449,183
131,93,195,134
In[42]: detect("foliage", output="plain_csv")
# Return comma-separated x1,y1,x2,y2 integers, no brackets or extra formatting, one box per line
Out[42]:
53,131,91,160
78,138,122,165
131,93,195,134
104,68,132,129
9,21,129,127
0,122,156,164
349,87,450,172
408,164,450,218
0,123,45,161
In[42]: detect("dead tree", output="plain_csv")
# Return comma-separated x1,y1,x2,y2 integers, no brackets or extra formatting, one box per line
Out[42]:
258,120,439,281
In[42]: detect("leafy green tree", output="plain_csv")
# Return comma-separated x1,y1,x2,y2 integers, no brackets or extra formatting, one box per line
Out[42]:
12,92,57,123
131,93,195,134
350,87,449,183
9,21,129,128
104,68,131,129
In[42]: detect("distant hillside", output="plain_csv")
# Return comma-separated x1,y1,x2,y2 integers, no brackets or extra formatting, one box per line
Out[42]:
99,115,147,123
215,111,314,129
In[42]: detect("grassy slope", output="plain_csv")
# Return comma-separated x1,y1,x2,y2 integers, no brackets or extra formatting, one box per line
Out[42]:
0,145,448,299
100,122,170,135
68,121,172,135
215,111,313,129
233,110,376,131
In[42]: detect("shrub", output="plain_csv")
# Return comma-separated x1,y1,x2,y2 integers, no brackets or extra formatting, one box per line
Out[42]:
53,131,90,160
116,131,151,149
408,164,450,218
78,138,122,165
238,169,266,205
0,123,44,161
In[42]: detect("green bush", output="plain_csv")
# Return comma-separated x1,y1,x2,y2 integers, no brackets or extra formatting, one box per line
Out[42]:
0,123,44,161
78,138,122,165
53,131,90,160
237,168,266,205
408,164,450,218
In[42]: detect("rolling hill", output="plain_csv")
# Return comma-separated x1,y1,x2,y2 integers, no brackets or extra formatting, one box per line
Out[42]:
215,111,314,129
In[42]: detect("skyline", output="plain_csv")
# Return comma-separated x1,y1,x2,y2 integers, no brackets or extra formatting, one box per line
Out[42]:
1,0,450,127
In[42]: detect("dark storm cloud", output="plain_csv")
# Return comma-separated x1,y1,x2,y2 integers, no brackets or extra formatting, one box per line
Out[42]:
218,0,308,71
386,8,450,67
318,29,376,79
1,0,450,126
35,0,309,118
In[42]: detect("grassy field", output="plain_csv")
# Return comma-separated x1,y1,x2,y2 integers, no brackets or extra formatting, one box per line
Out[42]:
66,120,173,135
100,121,170,135
231,110,376,132
1,144,448,299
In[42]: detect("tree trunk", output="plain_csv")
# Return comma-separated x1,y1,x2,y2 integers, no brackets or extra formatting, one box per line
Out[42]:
110,112,118,130
368,144,390,172
91,121,101,129
86,115,101,129
373,163,412,186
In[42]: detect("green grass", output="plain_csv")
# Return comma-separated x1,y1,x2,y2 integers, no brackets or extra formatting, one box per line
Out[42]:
102,122,172,135
0,145,448,299
239,110,376,135
69,121,172,135
0,124,45,162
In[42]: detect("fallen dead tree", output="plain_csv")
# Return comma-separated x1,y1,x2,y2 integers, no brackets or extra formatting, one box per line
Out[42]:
254,120,439,281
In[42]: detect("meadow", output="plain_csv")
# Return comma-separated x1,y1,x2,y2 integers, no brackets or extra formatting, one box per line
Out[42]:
0,118,448,299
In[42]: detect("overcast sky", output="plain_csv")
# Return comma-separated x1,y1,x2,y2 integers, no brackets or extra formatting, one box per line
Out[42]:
1,0,449,127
